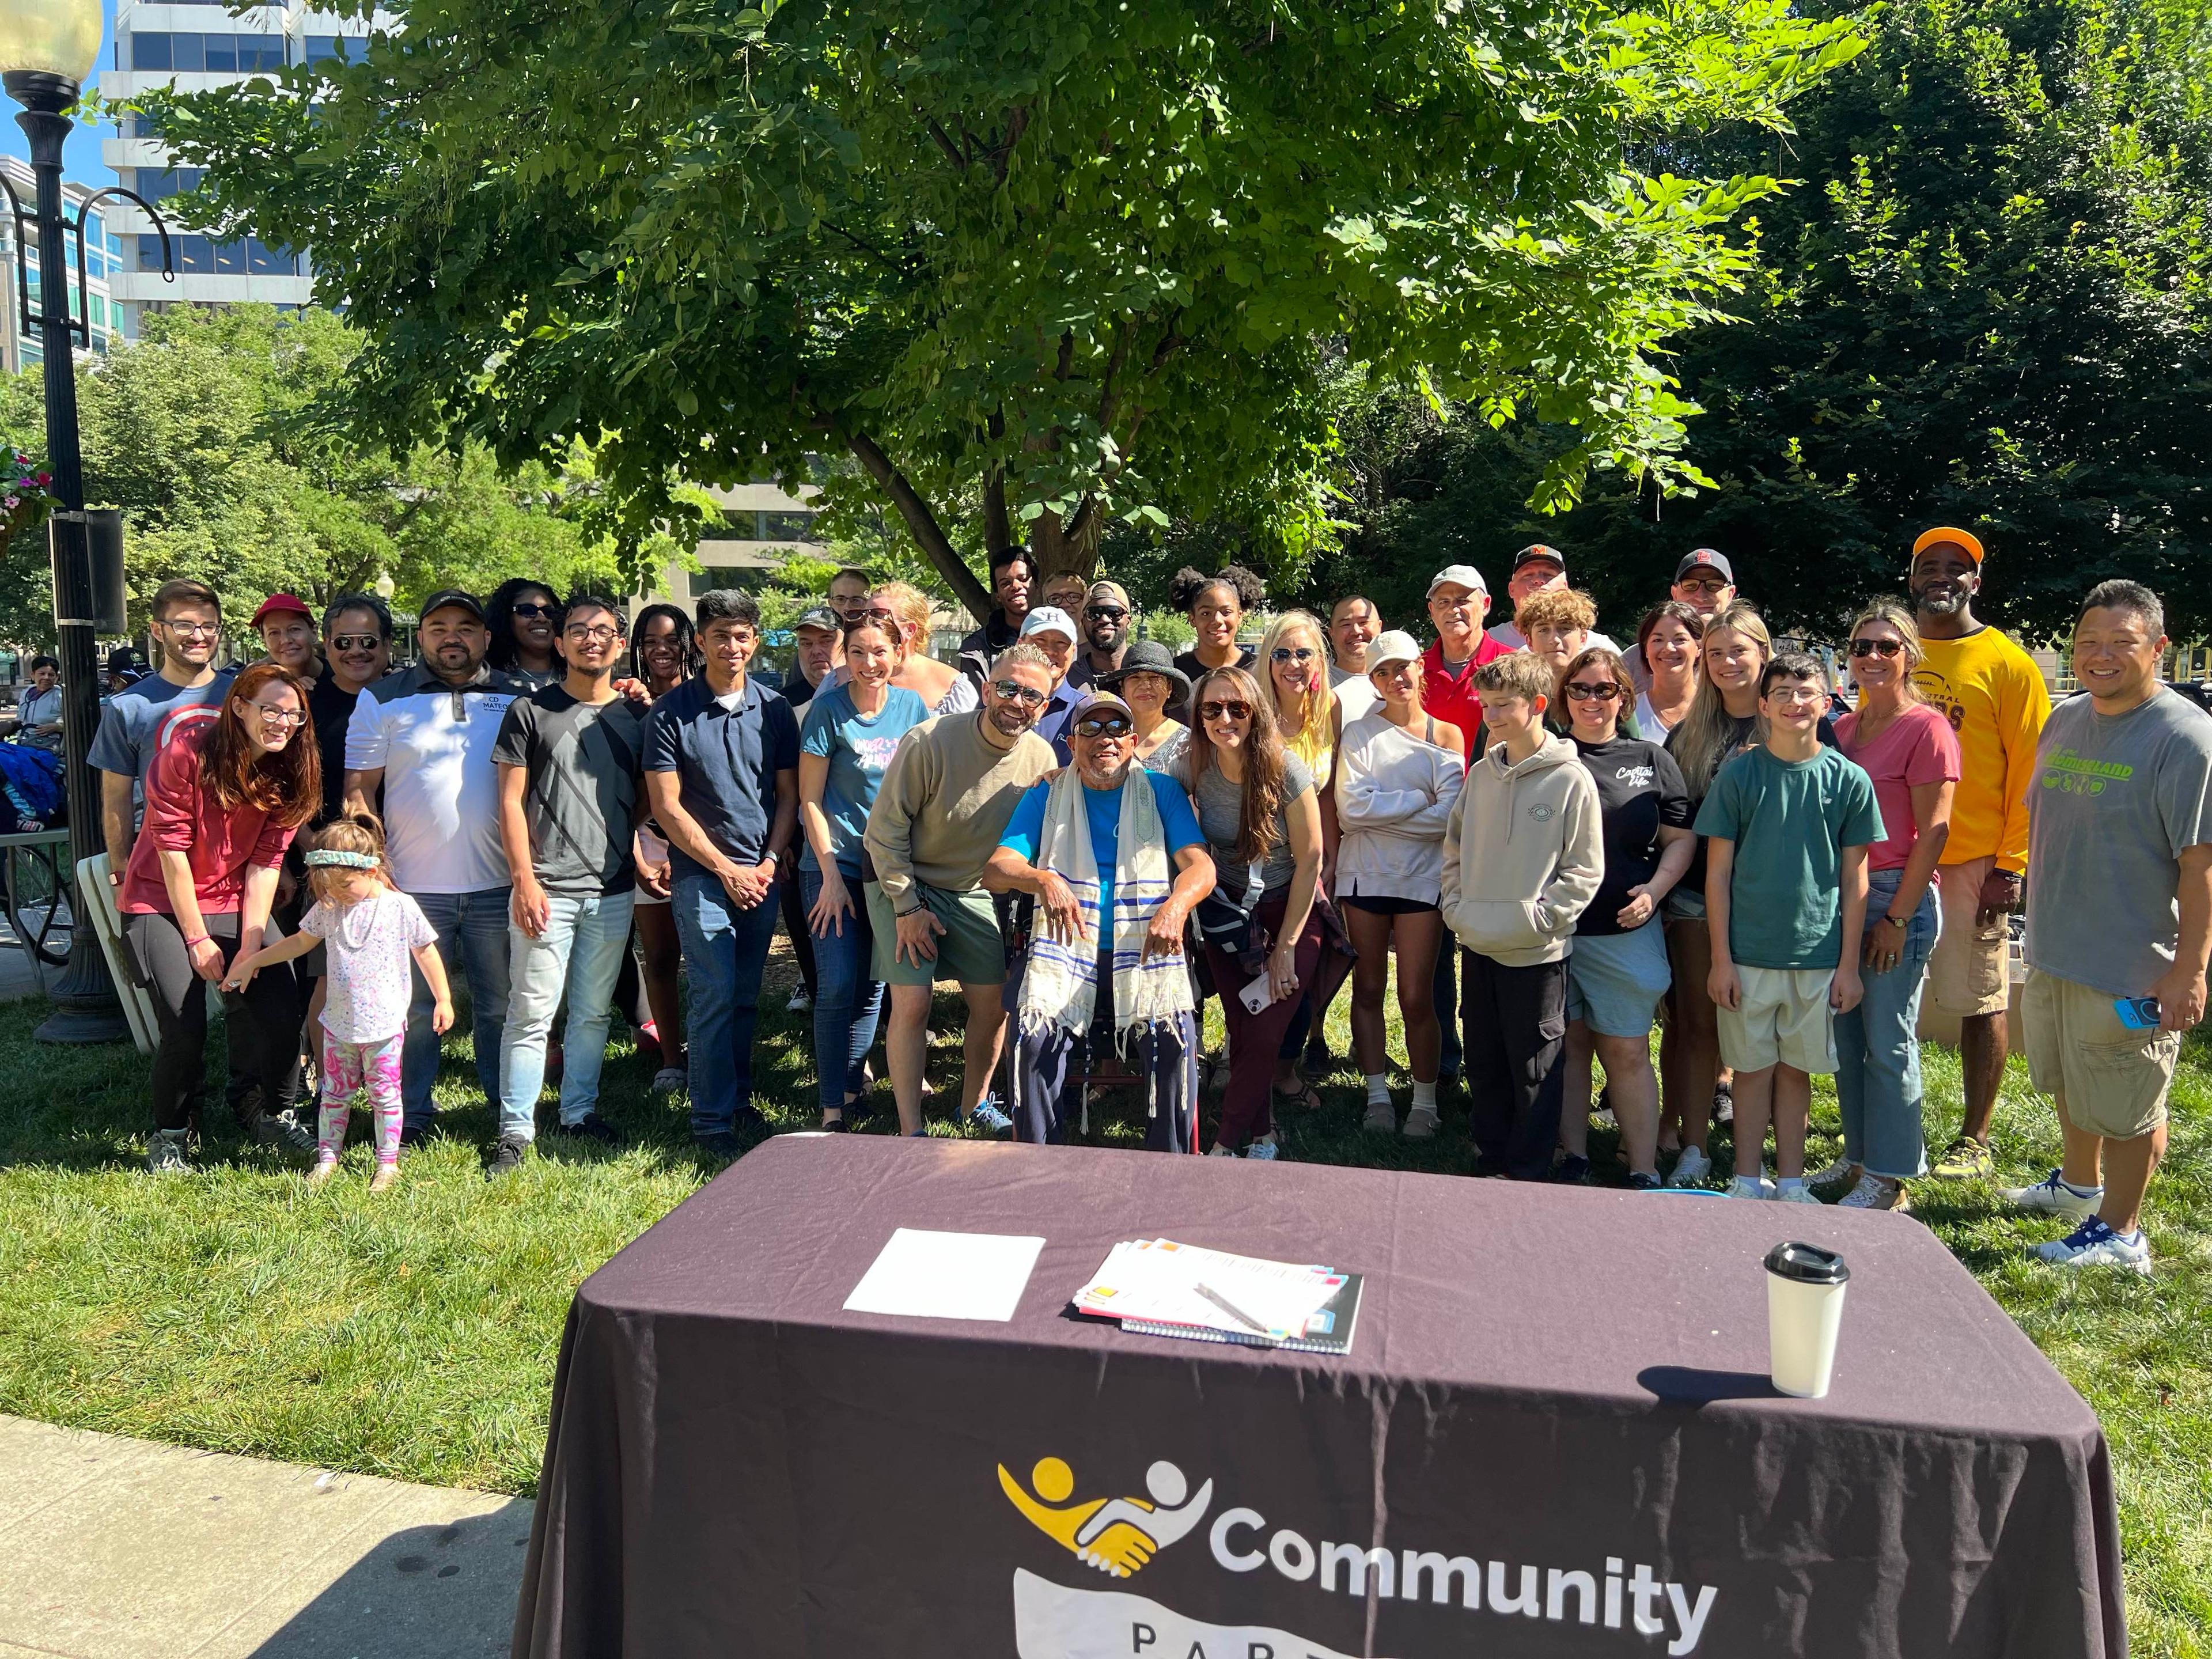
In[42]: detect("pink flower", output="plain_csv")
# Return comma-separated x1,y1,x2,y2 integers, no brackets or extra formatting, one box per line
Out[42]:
4,496,18,510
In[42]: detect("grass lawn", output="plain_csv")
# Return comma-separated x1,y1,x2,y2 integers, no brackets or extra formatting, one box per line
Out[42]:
0,949,2206,1653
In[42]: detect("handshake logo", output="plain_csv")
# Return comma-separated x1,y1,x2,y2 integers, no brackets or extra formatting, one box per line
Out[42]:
999,1456,1214,1580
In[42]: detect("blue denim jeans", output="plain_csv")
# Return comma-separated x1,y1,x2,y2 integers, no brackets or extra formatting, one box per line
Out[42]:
1834,868,1941,1180
498,889,637,1141
801,865,884,1115
672,869,782,1136
404,885,514,1131
1435,944,1461,1080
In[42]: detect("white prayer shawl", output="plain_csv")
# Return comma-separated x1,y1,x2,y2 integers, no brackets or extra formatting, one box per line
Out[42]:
1016,767,1196,1067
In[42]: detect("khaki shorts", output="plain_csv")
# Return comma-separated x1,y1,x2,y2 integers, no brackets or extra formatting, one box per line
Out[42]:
1717,965,1838,1074
2021,968,2179,1139
866,880,1009,988
1927,856,2009,1016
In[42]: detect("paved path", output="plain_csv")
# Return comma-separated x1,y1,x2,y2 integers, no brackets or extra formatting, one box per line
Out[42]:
0,1416,529,1658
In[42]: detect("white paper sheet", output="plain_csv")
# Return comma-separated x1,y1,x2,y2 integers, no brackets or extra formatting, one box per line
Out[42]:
843,1227,1046,1322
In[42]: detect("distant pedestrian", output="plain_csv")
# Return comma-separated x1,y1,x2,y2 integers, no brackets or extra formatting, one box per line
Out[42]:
17,655,63,752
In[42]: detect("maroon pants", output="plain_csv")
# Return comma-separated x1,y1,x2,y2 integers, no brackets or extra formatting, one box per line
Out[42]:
1203,893,1324,1150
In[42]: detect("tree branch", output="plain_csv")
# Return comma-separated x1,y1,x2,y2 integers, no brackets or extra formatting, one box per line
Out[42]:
983,410,1012,560
918,111,968,173
839,422,990,616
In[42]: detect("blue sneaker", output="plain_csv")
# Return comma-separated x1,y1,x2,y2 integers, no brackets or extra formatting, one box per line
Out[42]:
965,1097,1013,1135
2031,1217,2151,1275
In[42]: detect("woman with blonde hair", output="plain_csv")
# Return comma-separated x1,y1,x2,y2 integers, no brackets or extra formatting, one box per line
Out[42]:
869,581,979,715
1173,665,1323,1158
1823,599,1959,1209
1257,611,1350,1093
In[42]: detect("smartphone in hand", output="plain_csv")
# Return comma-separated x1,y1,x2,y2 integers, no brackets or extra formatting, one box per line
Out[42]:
2114,996,2162,1032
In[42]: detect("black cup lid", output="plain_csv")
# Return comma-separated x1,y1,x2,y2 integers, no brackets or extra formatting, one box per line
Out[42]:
1764,1241,1850,1284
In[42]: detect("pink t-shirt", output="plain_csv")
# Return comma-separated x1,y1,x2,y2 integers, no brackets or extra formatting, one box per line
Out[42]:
302,888,438,1043
1836,702,1962,872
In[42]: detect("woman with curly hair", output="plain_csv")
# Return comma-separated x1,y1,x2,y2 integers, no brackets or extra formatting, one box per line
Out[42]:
1168,565,1265,694
119,663,322,1171
486,578,566,690
1174,664,1323,1159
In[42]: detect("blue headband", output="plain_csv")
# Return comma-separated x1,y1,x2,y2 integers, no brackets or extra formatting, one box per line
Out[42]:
304,850,379,869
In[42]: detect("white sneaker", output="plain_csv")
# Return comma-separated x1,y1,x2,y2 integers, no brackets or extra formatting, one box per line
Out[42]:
2000,1168,2102,1221
1808,1155,1858,1190
1245,1135,1282,1162
1207,1145,1236,1158
1838,1173,1908,1211
1726,1175,1773,1200
1666,1146,1712,1188
1362,1100,1397,1132
1402,1105,1440,1140
1775,1181,1823,1205
785,987,813,1014
2031,1218,2152,1276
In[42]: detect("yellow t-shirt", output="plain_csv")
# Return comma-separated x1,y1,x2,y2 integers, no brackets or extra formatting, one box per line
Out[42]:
1912,626,2052,871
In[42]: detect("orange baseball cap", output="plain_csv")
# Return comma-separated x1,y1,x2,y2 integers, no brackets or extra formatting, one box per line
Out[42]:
1911,526,1984,565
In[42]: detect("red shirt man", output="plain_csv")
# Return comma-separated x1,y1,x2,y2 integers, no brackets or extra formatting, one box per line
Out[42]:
1420,563,1514,762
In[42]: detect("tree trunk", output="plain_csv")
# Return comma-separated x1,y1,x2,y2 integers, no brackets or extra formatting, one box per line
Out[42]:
843,428,991,618
1028,494,1100,581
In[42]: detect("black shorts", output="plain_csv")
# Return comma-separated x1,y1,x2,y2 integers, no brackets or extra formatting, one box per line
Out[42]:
1339,892,1440,917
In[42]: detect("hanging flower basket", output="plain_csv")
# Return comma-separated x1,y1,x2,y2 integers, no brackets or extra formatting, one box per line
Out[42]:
2,451,59,562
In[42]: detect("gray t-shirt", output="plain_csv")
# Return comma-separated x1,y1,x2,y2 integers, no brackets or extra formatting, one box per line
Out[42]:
88,668,237,786
2025,688,2212,996
491,686,650,896
1176,751,1315,896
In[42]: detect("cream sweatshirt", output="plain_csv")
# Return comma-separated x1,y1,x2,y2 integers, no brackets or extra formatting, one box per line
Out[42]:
1334,711,1466,906
1440,730,1604,967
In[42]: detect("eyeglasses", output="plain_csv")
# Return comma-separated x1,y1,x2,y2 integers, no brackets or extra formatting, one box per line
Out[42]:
1270,646,1316,664
1677,578,1730,596
1766,684,1826,705
1564,682,1621,702
1849,638,1905,658
566,625,623,645
1085,605,1128,622
1199,699,1252,723
328,634,383,652
161,620,221,638
1073,715,1132,738
510,600,558,619
991,680,1048,707
248,704,308,727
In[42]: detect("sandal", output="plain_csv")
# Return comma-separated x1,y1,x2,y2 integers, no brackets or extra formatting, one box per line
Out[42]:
1272,1081,1321,1115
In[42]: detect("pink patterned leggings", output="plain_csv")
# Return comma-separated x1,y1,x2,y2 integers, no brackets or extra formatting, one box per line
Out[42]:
319,1029,405,1166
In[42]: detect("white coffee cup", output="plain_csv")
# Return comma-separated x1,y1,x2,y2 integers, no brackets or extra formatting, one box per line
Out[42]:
1764,1241,1850,1399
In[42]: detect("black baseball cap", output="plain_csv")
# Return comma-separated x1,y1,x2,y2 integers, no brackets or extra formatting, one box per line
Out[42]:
1513,543,1566,573
105,646,142,675
418,588,487,623
1674,550,1734,584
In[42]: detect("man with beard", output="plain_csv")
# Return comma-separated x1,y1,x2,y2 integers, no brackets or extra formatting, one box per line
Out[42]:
345,589,525,1143
1067,581,1134,690
1907,528,2052,1181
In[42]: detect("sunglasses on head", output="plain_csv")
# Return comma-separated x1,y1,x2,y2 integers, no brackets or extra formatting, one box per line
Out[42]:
1200,699,1253,723
1849,638,1905,658
1073,715,1132,738
1270,646,1316,664
1565,681,1621,702
991,679,1048,707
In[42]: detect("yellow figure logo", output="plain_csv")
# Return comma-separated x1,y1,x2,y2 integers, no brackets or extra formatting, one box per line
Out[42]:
998,1456,1214,1580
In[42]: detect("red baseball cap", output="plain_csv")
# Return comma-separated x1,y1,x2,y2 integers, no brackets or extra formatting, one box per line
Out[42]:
252,593,315,627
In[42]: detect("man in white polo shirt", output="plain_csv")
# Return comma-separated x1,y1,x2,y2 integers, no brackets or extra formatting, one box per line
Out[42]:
344,589,524,1143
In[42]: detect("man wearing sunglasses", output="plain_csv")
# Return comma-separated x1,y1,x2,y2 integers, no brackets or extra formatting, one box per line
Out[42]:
987,690,1214,1147
1626,550,1738,694
309,594,393,827
1067,580,1135,691
865,646,1060,1135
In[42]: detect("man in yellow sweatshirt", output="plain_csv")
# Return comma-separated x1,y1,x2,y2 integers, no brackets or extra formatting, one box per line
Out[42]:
1908,528,2053,1178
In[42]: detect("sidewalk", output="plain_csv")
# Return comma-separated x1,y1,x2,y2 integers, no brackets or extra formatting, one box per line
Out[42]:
0,1416,530,1658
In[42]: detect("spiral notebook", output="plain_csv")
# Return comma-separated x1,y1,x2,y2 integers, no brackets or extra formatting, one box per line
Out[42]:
1072,1238,1366,1355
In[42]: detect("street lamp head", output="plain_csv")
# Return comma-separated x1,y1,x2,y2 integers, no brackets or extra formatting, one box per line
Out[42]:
1,0,104,96
373,571,397,600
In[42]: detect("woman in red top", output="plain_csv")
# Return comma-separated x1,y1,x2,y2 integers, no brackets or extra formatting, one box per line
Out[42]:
121,662,321,1171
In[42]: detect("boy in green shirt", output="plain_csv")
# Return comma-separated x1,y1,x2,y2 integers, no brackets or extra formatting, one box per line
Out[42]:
1698,653,1883,1200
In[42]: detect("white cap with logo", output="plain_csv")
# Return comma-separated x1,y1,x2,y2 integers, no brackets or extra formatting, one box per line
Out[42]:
1020,606,1078,644
1367,630,1423,673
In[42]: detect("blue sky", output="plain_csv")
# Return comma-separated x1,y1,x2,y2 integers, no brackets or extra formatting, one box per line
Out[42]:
1,0,122,188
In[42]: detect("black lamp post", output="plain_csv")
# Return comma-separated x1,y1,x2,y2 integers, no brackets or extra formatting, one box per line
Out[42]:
5,0,173,1043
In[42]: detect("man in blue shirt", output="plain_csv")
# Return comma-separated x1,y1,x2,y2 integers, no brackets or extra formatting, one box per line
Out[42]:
986,691,1215,1149
644,589,800,1156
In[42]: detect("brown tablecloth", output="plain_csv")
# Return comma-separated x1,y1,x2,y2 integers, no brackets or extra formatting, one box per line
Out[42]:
513,1136,2125,1658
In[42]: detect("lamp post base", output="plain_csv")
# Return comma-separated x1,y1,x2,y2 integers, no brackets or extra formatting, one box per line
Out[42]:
35,929,130,1046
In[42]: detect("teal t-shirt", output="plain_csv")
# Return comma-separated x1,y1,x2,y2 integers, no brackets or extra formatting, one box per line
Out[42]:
1692,744,1884,970
798,684,932,876
999,772,1206,927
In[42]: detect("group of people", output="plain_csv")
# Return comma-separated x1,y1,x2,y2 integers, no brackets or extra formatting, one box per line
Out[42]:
89,532,2207,1274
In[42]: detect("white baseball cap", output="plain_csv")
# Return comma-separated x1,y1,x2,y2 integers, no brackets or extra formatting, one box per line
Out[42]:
1426,564,1488,599
1020,605,1078,644
1367,630,1423,673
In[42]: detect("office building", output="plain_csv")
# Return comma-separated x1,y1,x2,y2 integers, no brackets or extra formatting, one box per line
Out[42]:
0,156,127,375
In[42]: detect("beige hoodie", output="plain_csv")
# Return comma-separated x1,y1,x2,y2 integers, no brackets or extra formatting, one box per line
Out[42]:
1440,730,1604,967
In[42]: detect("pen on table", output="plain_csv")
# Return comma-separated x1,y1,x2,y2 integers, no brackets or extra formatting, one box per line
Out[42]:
1194,1281,1274,1336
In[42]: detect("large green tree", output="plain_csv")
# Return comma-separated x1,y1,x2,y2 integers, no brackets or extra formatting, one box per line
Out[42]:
151,0,1862,612
1327,0,2212,641
0,306,622,645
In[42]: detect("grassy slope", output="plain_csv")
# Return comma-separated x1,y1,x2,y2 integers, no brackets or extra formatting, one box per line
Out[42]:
0,961,2204,1652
